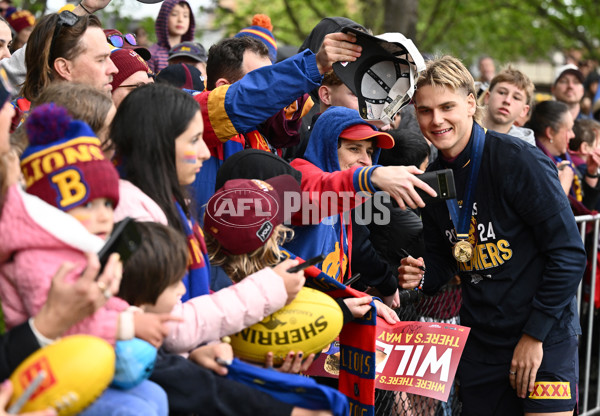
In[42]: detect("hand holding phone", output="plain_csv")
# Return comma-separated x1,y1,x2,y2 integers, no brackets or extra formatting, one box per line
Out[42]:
97,217,141,277
415,169,457,205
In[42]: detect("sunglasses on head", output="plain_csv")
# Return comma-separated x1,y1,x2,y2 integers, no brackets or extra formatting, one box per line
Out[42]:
107,33,137,48
49,11,79,65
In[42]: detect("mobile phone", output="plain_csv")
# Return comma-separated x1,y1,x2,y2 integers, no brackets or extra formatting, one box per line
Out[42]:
415,169,457,205
286,254,326,273
97,217,141,277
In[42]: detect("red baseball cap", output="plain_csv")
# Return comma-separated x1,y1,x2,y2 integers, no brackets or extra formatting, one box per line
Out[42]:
204,175,301,255
339,124,395,149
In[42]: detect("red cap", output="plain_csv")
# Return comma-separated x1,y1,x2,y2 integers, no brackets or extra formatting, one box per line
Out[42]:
339,124,395,149
204,175,300,255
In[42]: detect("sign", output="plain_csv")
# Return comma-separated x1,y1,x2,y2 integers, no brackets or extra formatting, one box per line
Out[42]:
306,319,469,402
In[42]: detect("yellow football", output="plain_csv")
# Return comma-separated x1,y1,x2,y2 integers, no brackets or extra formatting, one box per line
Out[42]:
8,335,115,416
230,287,343,365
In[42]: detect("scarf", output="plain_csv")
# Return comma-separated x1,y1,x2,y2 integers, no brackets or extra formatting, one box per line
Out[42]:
175,201,210,300
281,248,377,416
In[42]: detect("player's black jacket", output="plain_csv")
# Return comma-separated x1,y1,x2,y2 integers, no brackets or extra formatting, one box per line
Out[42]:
422,123,585,364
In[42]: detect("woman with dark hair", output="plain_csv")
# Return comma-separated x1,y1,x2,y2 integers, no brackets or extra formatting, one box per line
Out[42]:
112,83,210,299
111,84,303,325
526,100,600,213
110,84,346,414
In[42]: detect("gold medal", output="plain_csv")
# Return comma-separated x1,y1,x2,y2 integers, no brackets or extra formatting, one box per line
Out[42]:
453,240,473,263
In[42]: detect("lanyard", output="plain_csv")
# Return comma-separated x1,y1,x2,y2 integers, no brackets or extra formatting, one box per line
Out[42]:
445,123,485,240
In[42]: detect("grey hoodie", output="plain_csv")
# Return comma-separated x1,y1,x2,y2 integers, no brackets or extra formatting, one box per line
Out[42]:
508,125,536,146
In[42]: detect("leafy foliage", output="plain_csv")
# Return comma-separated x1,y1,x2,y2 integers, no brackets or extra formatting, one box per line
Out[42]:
211,0,600,65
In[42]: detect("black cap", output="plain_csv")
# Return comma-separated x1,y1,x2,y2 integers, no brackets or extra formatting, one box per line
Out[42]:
155,64,204,91
215,149,302,190
332,27,425,124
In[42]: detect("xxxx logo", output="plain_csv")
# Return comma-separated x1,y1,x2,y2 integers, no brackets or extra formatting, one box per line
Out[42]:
529,382,571,400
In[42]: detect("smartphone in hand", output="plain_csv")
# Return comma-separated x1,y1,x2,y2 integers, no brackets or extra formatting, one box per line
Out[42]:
415,169,457,205
97,217,141,277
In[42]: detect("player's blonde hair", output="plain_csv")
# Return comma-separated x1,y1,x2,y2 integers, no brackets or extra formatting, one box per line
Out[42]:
206,224,294,283
416,55,484,123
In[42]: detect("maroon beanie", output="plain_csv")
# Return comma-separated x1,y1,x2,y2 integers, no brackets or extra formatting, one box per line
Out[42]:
204,175,300,255
20,103,119,211
110,49,152,90
7,10,34,34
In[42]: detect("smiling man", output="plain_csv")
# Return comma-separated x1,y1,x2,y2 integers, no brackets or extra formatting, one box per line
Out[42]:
482,66,536,146
398,55,585,416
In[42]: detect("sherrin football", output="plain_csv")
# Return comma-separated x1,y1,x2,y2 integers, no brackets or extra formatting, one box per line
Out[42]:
9,335,115,416
230,287,343,365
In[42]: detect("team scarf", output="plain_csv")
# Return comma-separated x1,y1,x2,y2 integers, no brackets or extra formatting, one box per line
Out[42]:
175,201,210,301
226,358,349,416
280,248,377,416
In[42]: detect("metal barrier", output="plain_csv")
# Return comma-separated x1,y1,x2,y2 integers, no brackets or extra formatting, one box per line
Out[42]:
577,213,600,416
375,213,600,416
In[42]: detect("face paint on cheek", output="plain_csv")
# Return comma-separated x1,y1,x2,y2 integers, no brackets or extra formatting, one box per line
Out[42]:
182,150,197,164
71,212,91,227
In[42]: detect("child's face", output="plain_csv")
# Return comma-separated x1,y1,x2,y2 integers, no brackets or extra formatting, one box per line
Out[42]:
67,198,115,240
145,280,186,314
168,4,190,38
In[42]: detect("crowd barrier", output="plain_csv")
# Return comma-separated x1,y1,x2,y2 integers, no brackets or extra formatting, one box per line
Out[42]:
375,213,600,416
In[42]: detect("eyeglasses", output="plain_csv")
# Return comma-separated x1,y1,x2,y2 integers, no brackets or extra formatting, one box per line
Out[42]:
118,82,146,89
49,11,79,65
107,33,137,48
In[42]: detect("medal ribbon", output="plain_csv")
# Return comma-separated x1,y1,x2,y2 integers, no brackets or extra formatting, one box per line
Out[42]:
445,122,486,241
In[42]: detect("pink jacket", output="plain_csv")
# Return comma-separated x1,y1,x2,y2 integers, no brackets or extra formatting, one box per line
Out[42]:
114,179,168,225
115,182,289,354
164,267,287,353
0,185,129,345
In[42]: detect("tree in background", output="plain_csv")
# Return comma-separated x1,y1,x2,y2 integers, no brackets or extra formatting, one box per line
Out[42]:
4,0,600,69
211,0,600,64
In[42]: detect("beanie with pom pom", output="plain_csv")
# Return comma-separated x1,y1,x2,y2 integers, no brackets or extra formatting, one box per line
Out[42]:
20,103,120,211
234,14,277,63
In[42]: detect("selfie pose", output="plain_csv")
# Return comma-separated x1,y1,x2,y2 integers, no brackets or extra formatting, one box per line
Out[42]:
399,56,584,416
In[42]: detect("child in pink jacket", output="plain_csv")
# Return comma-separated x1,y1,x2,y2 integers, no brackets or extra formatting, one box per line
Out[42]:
0,104,166,347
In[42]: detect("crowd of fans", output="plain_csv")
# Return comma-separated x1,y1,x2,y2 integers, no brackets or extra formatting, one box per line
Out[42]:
0,0,596,415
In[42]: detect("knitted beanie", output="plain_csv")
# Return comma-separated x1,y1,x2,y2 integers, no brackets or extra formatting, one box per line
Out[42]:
110,49,152,90
235,14,277,63
21,103,120,211
7,9,35,34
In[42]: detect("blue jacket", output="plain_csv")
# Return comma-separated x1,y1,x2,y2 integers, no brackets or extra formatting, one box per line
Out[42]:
192,49,323,220
286,107,383,282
